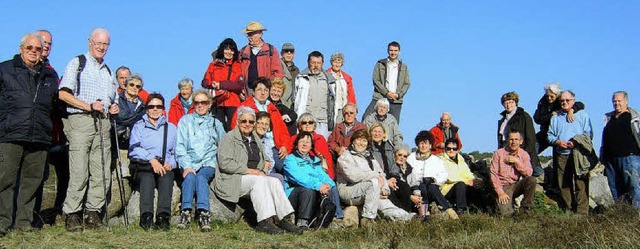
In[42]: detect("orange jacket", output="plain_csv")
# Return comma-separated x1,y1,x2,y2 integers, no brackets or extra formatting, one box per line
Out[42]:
239,42,284,85
326,68,357,105
167,93,195,125
430,122,462,155
286,132,335,179
202,59,243,107
231,96,290,149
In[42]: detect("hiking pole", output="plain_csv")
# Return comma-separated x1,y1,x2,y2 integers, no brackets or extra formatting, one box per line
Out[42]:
95,100,110,231
111,116,130,228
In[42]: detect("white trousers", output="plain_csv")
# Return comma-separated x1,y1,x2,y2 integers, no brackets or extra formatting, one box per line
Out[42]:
240,174,295,222
338,179,411,221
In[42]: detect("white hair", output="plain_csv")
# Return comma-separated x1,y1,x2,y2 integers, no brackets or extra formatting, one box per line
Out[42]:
375,98,390,109
236,106,256,121
544,82,562,95
19,32,44,51
89,28,110,40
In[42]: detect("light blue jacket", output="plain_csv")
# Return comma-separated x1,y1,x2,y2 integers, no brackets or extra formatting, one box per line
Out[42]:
548,110,593,155
283,151,335,196
129,115,178,169
176,113,226,172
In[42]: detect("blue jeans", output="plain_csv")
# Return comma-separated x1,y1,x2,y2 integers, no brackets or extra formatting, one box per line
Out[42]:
604,155,640,208
271,147,285,174
329,186,344,219
181,167,215,211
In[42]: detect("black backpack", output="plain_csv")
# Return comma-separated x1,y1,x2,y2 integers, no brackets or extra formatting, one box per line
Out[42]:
308,195,336,229
56,54,112,118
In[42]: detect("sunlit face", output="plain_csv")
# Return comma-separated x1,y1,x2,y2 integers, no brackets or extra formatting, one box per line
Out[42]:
270,85,283,101
193,93,211,116
331,58,343,72
395,149,409,165
545,90,558,104
20,36,42,67
440,114,451,128
445,142,459,158
343,105,357,124
353,137,369,153
38,31,52,58
117,69,131,90
502,99,517,113
296,135,313,155
418,140,431,154
223,48,234,60
370,126,385,143
282,50,294,62
125,78,142,98
146,98,164,121
88,32,110,61
253,83,269,103
559,92,574,112
507,132,523,151
238,113,256,136
255,116,270,137
298,118,316,133
308,56,323,74
376,104,389,116
180,85,193,100
388,45,400,60
247,31,263,46
612,93,628,114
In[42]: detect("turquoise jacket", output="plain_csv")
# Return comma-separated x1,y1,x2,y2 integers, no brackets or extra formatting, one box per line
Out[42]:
283,151,335,196
176,113,226,172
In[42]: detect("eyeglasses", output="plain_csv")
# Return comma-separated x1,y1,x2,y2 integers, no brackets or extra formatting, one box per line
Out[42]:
23,45,43,53
239,119,256,125
90,39,110,48
343,111,356,115
193,100,211,106
559,99,574,103
300,121,315,125
128,83,142,89
396,154,408,158
445,147,458,151
146,105,164,110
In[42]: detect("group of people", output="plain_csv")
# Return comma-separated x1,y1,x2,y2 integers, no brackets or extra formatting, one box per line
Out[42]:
0,21,637,238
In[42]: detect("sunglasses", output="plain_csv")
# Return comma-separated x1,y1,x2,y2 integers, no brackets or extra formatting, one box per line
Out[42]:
282,49,294,54
128,83,142,89
300,121,315,125
23,45,43,52
445,147,458,151
559,99,574,103
146,105,164,110
193,100,211,106
239,119,256,125
396,154,408,158
343,111,356,115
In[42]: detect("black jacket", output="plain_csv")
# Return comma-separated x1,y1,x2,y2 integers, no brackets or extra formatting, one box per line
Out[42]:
114,90,145,149
270,97,298,136
0,54,59,145
533,95,585,133
498,107,540,167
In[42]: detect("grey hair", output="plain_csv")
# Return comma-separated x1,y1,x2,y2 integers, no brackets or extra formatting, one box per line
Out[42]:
177,77,193,89
236,106,256,121
375,98,390,109
115,66,130,75
192,89,212,101
297,113,317,128
330,52,344,64
560,90,576,98
441,112,451,119
342,103,358,114
394,144,411,155
36,29,51,36
125,73,144,87
613,91,628,100
89,28,110,40
544,82,562,95
19,32,44,51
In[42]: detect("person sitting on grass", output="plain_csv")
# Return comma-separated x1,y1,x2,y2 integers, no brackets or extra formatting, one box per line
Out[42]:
438,138,481,216
254,111,285,184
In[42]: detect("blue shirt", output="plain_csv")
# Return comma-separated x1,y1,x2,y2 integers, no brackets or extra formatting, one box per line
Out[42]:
176,113,226,171
129,115,178,169
548,110,593,155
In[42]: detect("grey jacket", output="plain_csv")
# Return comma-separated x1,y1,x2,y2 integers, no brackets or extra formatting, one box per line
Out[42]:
336,149,387,187
363,113,404,147
372,58,411,104
294,68,336,130
213,128,267,203
604,107,640,151
280,59,298,108
571,134,599,177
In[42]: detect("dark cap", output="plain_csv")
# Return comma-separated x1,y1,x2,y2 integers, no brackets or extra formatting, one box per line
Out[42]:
281,43,295,51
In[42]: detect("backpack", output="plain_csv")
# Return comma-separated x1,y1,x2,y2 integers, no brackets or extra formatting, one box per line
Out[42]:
57,54,112,117
308,194,336,229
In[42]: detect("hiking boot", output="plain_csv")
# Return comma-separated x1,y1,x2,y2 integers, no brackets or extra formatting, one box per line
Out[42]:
444,208,459,220
140,213,154,231
65,213,83,232
198,211,211,232
155,213,170,231
85,211,102,229
278,216,303,235
177,210,191,229
255,218,284,234
359,217,376,228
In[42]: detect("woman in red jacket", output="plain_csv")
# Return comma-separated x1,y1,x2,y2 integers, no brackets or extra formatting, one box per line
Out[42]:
167,78,195,125
202,38,244,131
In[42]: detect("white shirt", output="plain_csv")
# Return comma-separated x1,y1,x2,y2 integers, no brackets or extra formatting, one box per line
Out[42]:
386,59,399,93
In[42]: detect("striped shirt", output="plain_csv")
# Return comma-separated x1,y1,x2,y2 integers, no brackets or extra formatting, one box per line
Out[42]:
59,52,117,114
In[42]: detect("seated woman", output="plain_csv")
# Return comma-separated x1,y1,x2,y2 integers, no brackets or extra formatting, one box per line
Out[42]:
283,131,344,228
363,98,403,147
438,138,480,215
214,106,302,235
254,111,284,183
336,129,413,226
285,113,334,179
129,93,177,230
167,77,195,125
370,123,395,174
115,74,146,180
269,78,298,136
407,131,459,220
387,145,418,213
175,90,226,232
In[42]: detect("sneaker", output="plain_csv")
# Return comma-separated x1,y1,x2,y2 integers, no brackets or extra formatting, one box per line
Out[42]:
85,211,103,229
155,213,170,231
176,210,191,229
278,217,303,235
140,213,154,231
255,218,284,234
65,213,83,232
296,219,309,228
444,208,459,220
198,211,211,232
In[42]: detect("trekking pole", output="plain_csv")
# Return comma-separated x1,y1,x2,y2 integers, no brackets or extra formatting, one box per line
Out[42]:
95,100,110,231
111,116,130,228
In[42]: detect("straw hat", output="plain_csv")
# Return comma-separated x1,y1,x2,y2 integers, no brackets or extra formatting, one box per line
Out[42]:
242,21,267,34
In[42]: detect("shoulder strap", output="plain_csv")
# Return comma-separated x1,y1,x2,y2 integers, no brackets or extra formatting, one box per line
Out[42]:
267,43,274,57
161,123,168,163
76,54,86,96
227,63,233,80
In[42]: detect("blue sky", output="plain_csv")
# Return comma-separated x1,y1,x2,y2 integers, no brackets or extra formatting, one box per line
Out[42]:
1,1,638,155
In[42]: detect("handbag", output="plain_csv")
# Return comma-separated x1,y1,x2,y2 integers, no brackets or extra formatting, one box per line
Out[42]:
211,64,235,104
129,123,168,178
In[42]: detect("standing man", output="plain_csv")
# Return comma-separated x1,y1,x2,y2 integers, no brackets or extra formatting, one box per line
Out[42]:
363,41,410,123
239,21,283,97
548,90,594,215
0,32,59,236
601,91,640,208
58,28,119,231
279,43,299,108
293,51,336,139
115,66,148,102
430,112,463,155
